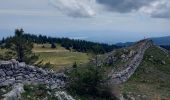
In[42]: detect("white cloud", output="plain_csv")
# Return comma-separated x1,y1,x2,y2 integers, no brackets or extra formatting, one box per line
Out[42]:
49,0,97,17
1,0,169,19
139,0,170,18
48,0,170,19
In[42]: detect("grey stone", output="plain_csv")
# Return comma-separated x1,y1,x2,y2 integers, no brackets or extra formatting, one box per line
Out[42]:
0,59,67,90
16,76,23,80
0,69,6,77
0,78,5,83
29,74,35,78
18,62,26,67
161,60,166,65
3,83,25,100
1,88,6,93
6,71,13,76
108,39,153,84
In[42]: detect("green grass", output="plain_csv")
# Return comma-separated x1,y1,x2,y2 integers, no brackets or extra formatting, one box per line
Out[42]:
0,85,12,99
0,43,90,70
120,46,170,100
33,43,67,53
36,51,89,68
0,48,9,56
33,43,90,70
21,84,57,100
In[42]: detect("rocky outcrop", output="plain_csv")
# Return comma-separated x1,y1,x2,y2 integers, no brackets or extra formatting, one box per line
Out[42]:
55,91,75,100
108,39,153,84
3,83,24,100
0,59,66,89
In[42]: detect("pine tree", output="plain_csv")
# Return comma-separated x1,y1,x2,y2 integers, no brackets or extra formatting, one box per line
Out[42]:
1,37,5,44
5,29,38,64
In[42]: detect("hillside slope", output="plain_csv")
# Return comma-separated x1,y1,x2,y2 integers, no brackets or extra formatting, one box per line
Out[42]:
98,39,152,84
151,36,170,45
120,46,170,100
98,39,170,99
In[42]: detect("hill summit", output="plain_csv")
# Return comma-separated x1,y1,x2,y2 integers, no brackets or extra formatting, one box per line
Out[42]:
98,39,170,99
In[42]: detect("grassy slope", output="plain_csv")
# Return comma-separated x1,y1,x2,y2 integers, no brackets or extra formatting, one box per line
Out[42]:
0,44,90,70
33,44,90,69
120,46,170,100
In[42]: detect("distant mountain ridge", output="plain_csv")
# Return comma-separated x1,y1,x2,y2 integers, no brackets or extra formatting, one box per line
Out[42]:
115,36,170,46
150,36,170,45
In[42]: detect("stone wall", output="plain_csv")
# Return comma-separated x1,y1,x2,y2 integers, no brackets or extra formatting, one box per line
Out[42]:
108,39,153,84
0,59,66,89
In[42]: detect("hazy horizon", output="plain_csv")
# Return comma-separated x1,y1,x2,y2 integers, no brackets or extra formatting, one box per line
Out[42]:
1,30,170,44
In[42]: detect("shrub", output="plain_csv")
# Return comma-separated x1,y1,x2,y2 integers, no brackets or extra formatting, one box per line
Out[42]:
67,63,118,99
51,43,56,49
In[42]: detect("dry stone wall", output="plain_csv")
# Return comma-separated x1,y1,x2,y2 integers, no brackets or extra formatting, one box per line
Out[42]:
108,39,153,84
0,59,66,89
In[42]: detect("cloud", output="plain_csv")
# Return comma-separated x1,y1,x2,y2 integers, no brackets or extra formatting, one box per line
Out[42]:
96,0,155,13
49,0,170,19
139,0,170,19
49,0,96,17
97,0,170,19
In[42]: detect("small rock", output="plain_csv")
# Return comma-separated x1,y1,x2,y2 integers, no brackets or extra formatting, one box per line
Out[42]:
1,88,6,93
18,62,26,67
16,76,23,80
161,61,166,65
6,71,13,76
0,69,6,76
27,95,31,98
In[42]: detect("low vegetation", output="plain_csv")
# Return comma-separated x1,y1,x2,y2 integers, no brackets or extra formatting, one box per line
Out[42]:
120,46,170,99
66,63,118,100
21,84,57,100
0,85,13,99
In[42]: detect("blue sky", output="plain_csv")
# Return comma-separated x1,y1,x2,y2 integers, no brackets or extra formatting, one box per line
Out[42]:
0,0,170,43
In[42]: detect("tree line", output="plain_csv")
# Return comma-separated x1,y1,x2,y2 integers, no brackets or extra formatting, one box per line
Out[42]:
1,30,120,54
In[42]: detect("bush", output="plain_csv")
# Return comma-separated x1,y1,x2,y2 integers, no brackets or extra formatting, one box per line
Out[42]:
35,61,54,70
51,43,56,49
0,50,16,60
67,63,118,99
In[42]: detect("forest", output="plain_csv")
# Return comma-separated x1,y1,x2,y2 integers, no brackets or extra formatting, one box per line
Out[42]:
0,31,120,54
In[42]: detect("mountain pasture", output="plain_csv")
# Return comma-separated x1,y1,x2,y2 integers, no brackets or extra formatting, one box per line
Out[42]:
33,44,90,69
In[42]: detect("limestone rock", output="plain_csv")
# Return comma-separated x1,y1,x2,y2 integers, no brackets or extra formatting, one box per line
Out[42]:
0,60,67,89
3,83,25,100
108,39,153,84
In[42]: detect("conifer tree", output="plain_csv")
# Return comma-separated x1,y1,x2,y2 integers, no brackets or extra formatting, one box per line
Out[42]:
5,29,38,64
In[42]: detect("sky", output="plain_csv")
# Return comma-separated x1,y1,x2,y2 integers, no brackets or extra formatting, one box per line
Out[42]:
0,0,170,43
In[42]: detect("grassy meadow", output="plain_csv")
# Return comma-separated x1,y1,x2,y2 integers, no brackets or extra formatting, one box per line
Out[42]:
0,43,90,70
33,44,90,69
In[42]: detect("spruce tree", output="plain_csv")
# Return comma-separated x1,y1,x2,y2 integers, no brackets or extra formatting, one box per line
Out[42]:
5,29,38,64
